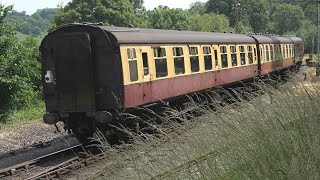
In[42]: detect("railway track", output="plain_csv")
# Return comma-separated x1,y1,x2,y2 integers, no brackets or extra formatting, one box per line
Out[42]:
0,144,82,179
88,104,224,179
8,107,208,180
0,134,71,160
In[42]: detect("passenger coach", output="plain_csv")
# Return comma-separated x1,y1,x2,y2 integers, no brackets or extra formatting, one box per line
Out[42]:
41,24,303,142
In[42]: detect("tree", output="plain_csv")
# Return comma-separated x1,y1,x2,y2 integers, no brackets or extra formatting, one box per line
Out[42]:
205,0,268,33
5,8,57,36
296,20,317,54
53,0,145,27
189,1,206,15
270,3,305,35
190,13,232,32
145,6,192,30
205,0,232,16
0,4,41,118
234,21,253,33
303,4,317,25
130,0,145,14
244,0,268,33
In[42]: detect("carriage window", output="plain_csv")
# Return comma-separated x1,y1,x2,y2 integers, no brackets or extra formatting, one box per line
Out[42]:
281,45,285,58
266,45,270,62
248,46,253,64
153,48,168,78
291,44,294,57
127,48,138,82
142,53,149,76
286,45,289,58
230,46,237,66
203,46,213,70
260,45,264,62
275,45,280,60
289,45,292,57
189,47,200,72
214,49,218,67
270,45,274,61
254,47,257,63
285,45,288,58
173,47,185,75
239,46,246,65
220,46,228,68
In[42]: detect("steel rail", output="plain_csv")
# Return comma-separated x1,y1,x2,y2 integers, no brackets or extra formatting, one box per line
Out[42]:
0,144,82,179
27,153,105,180
0,134,72,160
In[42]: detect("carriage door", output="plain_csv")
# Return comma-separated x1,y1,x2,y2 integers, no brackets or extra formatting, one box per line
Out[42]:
140,47,153,104
212,45,221,86
54,33,94,112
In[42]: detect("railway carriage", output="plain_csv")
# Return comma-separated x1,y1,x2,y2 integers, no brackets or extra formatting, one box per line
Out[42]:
41,23,303,142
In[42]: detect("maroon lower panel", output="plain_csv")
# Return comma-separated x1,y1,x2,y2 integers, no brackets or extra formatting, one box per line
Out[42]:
282,58,294,68
124,65,258,108
261,58,293,75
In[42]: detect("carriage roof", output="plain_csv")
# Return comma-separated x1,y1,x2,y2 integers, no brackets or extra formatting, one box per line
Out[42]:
101,26,256,44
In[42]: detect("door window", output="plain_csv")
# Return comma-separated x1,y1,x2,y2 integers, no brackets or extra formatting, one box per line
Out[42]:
173,47,185,75
127,48,138,82
203,46,213,70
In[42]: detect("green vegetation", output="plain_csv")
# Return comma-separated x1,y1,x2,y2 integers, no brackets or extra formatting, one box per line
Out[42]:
49,0,317,53
0,4,43,125
53,0,146,28
5,8,56,37
83,76,320,179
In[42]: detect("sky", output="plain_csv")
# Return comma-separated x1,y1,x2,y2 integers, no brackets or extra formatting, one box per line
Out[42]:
1,0,208,15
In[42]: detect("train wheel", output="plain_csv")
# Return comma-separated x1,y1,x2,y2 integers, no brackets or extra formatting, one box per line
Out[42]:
69,113,96,145
75,132,93,145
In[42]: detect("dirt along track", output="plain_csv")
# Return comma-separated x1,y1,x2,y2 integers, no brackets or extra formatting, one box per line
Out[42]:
0,144,83,180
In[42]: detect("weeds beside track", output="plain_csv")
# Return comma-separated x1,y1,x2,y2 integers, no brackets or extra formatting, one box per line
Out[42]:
83,69,320,180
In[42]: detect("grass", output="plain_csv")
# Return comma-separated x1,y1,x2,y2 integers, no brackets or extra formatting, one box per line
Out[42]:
81,70,320,179
15,32,43,42
0,102,45,129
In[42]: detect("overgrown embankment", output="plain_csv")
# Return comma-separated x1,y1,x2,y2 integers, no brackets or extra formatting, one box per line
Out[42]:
79,71,320,179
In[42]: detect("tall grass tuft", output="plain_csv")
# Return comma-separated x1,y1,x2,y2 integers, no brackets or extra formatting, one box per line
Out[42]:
87,74,320,180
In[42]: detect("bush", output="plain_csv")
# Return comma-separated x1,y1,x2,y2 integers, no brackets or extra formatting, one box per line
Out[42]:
0,4,42,122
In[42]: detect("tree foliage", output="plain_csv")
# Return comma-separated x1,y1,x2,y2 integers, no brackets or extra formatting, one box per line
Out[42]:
190,13,232,32
5,8,56,36
270,3,305,35
189,1,206,15
53,0,145,27
0,4,41,118
144,6,192,30
205,0,268,33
